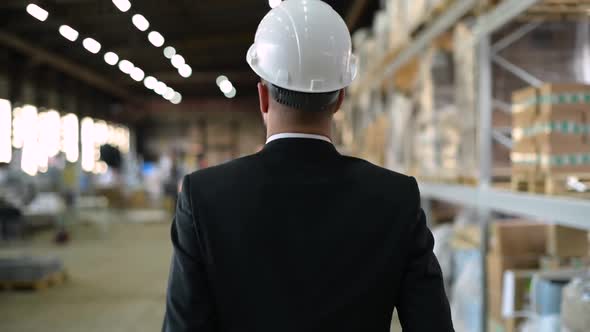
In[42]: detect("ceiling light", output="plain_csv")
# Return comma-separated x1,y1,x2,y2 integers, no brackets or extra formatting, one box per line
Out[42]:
82,38,101,54
130,67,145,81
219,80,233,94
26,4,48,21
155,81,167,95
171,54,185,69
171,92,182,104
148,31,165,47
118,60,134,74
132,14,149,32
163,46,176,59
104,52,119,65
216,75,228,86
112,0,131,12
225,87,237,99
269,0,282,9
144,76,157,89
164,88,175,100
178,64,192,78
59,25,79,42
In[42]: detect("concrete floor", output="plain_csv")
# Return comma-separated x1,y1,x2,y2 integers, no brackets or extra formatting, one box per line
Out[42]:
0,217,172,332
0,212,402,332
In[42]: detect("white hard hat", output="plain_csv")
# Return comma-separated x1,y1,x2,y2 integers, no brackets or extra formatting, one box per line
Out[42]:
246,0,357,93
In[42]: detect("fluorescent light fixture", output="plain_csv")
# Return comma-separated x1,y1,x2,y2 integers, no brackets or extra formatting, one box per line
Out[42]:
269,0,282,9
104,51,119,65
144,76,157,89
0,99,11,163
82,37,101,54
61,113,79,163
216,75,228,86
171,92,182,104
130,67,145,81
164,88,175,100
163,46,176,59
118,59,134,74
219,80,233,94
26,4,48,22
178,64,192,78
154,81,167,95
171,54,185,69
20,105,38,176
225,87,237,99
81,118,94,172
132,14,150,31
148,31,165,47
59,25,79,42
112,0,131,12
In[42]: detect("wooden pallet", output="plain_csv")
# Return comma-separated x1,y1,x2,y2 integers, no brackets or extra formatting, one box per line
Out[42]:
511,172,590,196
0,270,67,291
520,0,590,21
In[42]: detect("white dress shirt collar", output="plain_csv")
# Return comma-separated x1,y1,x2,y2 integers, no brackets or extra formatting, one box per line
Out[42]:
266,133,332,144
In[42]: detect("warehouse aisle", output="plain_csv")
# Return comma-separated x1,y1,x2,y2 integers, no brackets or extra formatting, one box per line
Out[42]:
0,219,172,332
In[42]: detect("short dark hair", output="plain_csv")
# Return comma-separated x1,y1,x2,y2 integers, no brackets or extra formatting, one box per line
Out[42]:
265,81,340,112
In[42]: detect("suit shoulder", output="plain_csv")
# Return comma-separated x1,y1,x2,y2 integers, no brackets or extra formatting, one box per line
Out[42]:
340,155,414,183
186,153,260,182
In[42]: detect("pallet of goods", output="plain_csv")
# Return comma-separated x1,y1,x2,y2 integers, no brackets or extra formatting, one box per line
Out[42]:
0,256,67,291
511,83,590,195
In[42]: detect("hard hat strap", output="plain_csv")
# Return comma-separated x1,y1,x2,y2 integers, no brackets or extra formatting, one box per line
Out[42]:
267,83,340,112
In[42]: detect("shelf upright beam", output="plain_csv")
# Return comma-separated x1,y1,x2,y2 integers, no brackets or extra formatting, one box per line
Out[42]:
477,35,493,332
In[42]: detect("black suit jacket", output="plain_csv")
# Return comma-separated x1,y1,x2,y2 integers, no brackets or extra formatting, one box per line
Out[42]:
163,138,453,332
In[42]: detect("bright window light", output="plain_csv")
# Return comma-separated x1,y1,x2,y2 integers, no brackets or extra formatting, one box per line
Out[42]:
178,64,192,78
144,76,157,89
82,38,101,54
171,54,185,69
118,59,134,74
38,110,61,158
130,67,145,81
269,0,282,9
12,107,23,148
219,80,233,94
81,117,95,172
20,105,38,176
94,120,108,146
171,92,182,104
132,14,150,32
112,0,131,12
59,25,79,42
154,81,167,95
61,113,79,163
225,87,237,99
0,99,11,163
104,52,119,65
148,31,165,47
163,46,176,59
216,75,228,86
164,88,175,100
26,4,48,22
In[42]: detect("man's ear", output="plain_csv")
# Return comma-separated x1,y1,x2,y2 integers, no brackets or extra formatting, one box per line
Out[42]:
333,89,345,114
258,82,269,115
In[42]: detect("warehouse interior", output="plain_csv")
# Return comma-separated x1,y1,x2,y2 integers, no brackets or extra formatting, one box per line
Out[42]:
1,1,590,332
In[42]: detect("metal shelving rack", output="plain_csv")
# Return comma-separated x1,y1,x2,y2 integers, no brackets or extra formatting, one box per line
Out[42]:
357,0,590,331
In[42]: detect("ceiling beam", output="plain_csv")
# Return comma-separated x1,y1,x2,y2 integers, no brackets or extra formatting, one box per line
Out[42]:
0,29,138,102
345,0,372,31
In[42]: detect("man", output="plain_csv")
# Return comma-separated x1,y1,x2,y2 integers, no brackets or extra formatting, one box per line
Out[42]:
162,1,453,331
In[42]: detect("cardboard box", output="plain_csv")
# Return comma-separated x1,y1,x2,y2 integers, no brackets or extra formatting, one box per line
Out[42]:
487,254,539,299
491,221,547,256
547,225,589,257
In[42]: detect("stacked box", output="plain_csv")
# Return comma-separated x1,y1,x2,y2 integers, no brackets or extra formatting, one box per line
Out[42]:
511,84,590,174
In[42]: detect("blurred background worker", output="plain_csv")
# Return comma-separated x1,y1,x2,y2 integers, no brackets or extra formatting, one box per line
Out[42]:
162,1,453,331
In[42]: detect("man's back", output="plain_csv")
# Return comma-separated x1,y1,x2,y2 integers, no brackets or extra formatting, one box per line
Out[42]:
163,138,453,332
